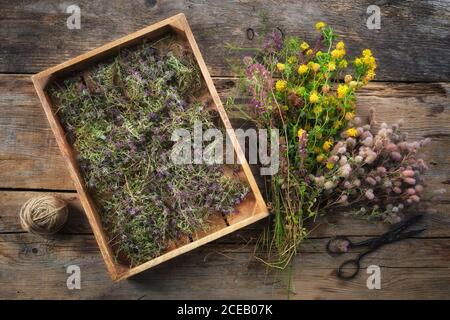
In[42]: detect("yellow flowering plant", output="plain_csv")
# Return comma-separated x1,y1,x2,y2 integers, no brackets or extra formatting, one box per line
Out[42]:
234,22,378,268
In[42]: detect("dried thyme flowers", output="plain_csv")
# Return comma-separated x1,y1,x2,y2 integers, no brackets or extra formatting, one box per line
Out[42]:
48,35,248,266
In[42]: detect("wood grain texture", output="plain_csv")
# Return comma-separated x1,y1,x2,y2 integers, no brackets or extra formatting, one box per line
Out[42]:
1,0,449,80
1,76,448,196
1,191,449,238
0,233,449,299
1,0,450,298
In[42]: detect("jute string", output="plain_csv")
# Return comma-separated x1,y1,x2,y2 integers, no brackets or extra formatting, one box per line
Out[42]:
19,195,69,236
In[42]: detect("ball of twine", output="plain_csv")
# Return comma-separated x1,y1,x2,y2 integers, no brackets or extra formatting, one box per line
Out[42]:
19,195,69,236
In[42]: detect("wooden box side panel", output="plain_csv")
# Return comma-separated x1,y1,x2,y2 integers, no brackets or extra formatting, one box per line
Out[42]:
31,75,119,278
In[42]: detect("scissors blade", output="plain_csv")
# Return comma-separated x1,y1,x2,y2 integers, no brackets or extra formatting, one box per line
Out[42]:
390,214,424,234
392,228,426,241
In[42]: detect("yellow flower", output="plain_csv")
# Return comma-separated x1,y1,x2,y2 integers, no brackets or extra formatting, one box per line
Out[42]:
276,63,286,72
323,140,333,152
315,50,323,57
336,41,345,50
297,64,308,75
288,56,297,64
363,55,376,67
328,62,336,72
311,63,320,72
339,59,348,68
297,128,306,139
309,91,320,103
316,154,325,163
275,80,287,92
315,21,327,31
337,84,349,99
331,49,339,59
354,58,363,66
346,127,358,137
306,49,313,56
362,49,372,57
367,69,376,80
300,41,310,51
349,80,358,89
331,49,345,59
345,112,355,121
326,162,335,170
363,55,371,64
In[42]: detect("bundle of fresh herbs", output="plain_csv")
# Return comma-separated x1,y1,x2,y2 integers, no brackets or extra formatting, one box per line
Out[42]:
48,35,249,266
231,22,429,268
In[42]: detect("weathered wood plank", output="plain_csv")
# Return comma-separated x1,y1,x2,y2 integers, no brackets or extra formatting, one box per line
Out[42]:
1,1,449,80
1,75,449,191
0,75,73,189
1,191,449,239
0,233,449,299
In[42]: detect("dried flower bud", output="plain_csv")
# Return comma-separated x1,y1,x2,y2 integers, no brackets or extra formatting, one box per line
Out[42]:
391,151,402,161
354,155,363,164
402,169,415,178
339,164,352,178
315,176,325,187
346,137,356,148
383,179,392,188
386,143,398,152
362,136,373,147
365,176,377,186
403,177,416,185
376,166,387,176
365,151,377,164
352,117,362,126
324,181,335,190
365,189,375,200
338,146,347,154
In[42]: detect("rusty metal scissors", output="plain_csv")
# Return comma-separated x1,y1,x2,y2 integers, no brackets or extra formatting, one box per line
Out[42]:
326,214,425,280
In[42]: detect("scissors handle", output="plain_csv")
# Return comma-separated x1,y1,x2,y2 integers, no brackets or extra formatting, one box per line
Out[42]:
336,257,361,280
326,236,351,254
326,236,376,254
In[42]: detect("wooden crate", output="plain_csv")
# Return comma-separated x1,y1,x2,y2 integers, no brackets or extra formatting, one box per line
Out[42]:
31,13,268,281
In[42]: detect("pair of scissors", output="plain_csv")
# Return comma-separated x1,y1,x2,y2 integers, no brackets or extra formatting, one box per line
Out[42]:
326,214,426,279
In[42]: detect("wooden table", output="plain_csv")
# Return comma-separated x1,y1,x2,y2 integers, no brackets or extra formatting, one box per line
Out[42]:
1,1,449,299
